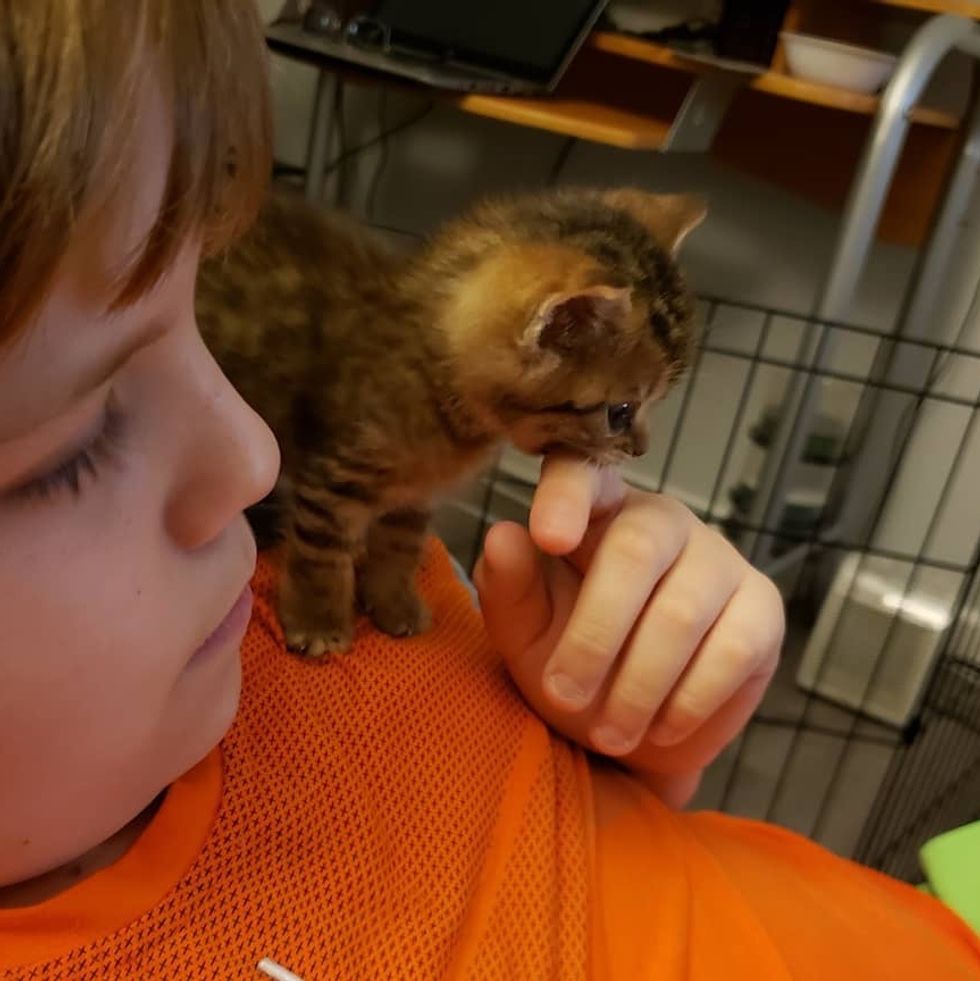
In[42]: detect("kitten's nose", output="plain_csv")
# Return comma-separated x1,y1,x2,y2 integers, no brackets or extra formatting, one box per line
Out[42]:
629,429,648,457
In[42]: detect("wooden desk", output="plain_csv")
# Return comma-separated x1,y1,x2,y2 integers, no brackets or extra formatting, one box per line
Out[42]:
457,29,959,138
450,28,963,246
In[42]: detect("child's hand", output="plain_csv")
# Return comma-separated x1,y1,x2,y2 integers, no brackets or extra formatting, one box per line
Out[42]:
474,455,784,808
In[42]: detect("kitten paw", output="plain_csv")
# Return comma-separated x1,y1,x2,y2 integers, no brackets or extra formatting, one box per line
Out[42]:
284,625,354,658
286,630,353,658
364,592,432,639
279,576,355,658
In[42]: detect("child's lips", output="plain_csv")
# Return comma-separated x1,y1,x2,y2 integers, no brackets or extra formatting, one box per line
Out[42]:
190,584,253,663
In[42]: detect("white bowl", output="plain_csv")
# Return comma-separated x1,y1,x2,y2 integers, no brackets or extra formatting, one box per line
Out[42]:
780,31,898,94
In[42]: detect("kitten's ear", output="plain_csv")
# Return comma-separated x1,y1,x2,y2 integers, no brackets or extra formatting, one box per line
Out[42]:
602,189,707,255
521,285,632,358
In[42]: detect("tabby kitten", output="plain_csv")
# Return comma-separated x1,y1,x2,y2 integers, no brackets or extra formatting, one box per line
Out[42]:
197,186,705,656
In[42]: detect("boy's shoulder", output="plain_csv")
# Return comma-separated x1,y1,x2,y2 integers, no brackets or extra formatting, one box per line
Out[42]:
243,539,519,736
2,539,593,980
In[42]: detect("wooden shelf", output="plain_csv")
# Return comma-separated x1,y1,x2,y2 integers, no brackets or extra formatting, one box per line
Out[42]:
749,71,958,126
589,31,695,71
591,31,959,128
450,93,672,150
867,0,979,16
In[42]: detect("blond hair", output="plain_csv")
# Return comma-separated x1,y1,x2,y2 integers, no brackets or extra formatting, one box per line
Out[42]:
0,0,271,346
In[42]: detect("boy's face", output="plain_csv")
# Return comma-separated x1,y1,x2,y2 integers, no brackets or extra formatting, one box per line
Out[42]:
0,95,280,887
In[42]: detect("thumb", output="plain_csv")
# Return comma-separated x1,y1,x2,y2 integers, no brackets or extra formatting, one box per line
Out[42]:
476,522,596,742
474,522,554,667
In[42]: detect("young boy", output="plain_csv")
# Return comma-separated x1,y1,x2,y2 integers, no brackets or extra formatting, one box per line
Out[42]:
0,3,977,979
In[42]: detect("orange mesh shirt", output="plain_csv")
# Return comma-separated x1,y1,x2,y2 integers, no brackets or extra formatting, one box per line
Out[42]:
2,540,978,980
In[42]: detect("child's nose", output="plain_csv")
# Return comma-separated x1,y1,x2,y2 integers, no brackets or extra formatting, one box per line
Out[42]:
165,355,281,552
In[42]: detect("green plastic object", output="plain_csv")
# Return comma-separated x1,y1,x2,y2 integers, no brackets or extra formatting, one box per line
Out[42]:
919,820,980,933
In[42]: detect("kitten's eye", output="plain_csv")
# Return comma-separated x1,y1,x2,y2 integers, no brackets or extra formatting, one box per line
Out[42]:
606,402,636,434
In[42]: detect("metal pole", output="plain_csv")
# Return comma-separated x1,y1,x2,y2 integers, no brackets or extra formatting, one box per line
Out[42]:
304,69,337,203
744,15,980,569
829,89,980,552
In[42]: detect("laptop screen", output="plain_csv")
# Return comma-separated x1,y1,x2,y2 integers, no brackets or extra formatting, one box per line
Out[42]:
371,0,603,84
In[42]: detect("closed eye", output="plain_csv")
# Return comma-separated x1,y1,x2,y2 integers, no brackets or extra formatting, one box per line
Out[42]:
7,399,126,504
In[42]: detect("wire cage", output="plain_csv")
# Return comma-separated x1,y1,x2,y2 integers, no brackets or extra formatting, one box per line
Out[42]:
436,293,980,881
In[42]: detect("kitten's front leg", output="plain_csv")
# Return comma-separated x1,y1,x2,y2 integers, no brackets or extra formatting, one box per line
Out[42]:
280,479,372,657
360,507,432,638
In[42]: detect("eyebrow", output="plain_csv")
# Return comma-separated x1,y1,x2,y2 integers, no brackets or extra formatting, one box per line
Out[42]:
0,318,169,445
69,318,170,403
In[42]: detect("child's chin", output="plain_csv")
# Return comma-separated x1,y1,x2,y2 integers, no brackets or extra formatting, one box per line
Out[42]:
170,647,242,766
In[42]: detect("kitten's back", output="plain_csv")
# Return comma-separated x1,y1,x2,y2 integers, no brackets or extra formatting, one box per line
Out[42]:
196,189,399,436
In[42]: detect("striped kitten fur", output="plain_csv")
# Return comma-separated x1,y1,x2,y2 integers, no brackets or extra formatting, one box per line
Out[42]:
197,186,705,656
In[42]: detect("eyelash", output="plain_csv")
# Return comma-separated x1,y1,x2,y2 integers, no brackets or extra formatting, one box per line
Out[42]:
13,400,127,504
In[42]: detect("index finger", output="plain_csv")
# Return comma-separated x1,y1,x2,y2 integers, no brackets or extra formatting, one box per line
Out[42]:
530,454,626,556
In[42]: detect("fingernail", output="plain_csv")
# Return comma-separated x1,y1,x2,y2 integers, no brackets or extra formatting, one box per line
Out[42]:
649,723,685,747
545,672,588,707
591,725,634,756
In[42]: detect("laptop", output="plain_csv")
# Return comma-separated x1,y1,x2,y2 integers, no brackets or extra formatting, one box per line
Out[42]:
266,0,609,95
